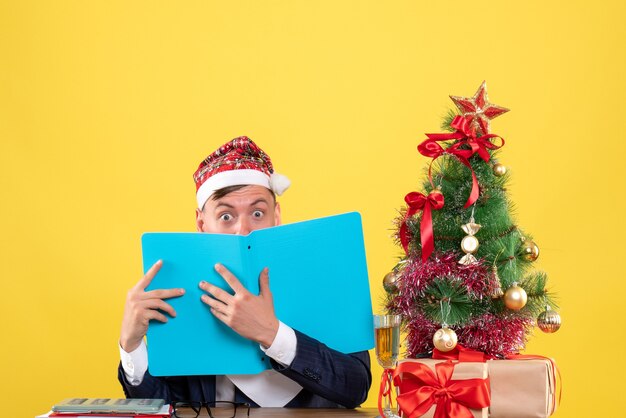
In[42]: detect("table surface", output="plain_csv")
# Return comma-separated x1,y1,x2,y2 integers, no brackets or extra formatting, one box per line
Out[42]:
38,408,381,418
205,408,379,417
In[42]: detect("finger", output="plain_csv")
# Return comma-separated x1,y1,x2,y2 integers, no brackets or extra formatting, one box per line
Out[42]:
199,281,234,304
140,299,178,318
144,309,169,323
259,267,270,296
209,307,229,324
201,293,229,312
214,263,246,294
144,288,185,301
135,260,163,291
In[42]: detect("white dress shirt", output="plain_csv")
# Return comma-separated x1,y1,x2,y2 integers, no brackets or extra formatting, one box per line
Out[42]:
119,321,302,406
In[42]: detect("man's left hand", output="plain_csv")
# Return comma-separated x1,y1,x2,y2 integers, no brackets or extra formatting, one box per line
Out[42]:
199,263,279,348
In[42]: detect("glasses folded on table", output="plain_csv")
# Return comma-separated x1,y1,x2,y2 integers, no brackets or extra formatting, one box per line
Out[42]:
172,401,251,418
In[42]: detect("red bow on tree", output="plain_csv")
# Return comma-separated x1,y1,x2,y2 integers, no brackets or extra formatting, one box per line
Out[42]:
418,115,504,208
393,361,491,418
400,190,444,261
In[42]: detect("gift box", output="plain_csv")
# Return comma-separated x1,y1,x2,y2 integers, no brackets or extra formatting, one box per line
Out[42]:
488,358,557,418
393,359,490,418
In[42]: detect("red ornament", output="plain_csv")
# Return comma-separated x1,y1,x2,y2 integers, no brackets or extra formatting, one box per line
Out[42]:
450,81,509,135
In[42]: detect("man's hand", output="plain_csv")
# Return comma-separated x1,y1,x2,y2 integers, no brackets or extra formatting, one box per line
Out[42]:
199,263,279,348
120,260,185,352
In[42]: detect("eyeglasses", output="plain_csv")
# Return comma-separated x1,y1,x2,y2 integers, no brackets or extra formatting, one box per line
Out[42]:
172,401,250,418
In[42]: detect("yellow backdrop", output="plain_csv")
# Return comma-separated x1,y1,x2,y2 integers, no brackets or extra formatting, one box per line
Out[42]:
1,1,625,417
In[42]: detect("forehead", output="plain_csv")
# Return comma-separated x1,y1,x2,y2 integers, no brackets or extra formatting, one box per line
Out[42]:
208,185,275,208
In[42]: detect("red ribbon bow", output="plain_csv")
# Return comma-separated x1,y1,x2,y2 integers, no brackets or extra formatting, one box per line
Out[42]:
393,361,491,418
400,190,445,261
448,116,503,162
418,115,504,208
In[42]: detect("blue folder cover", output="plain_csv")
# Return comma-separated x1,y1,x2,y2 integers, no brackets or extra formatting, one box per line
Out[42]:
142,212,374,376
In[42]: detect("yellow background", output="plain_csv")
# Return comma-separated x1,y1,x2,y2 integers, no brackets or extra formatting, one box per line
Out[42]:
1,1,624,416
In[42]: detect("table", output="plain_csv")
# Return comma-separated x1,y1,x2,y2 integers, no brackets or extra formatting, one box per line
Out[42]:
210,408,379,417
37,409,381,418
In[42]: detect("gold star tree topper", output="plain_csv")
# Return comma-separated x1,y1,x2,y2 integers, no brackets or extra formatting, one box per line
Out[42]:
450,81,510,135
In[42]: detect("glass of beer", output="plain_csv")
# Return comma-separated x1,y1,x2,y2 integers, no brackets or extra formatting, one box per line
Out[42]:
374,314,401,418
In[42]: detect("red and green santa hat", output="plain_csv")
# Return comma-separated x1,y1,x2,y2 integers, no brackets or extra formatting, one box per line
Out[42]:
193,136,291,209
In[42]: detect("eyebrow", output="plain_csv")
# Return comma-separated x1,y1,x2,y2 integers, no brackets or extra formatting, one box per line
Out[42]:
249,198,270,207
215,202,235,209
214,198,269,210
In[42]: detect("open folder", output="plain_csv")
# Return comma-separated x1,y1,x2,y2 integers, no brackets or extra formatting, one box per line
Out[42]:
142,212,374,376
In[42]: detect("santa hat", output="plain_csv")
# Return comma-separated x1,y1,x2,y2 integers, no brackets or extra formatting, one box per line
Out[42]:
193,136,291,209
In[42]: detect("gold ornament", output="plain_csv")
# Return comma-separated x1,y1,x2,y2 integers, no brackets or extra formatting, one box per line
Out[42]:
383,270,401,293
537,305,562,333
459,221,481,265
433,327,458,352
491,265,504,299
493,163,507,176
504,282,528,310
520,240,540,262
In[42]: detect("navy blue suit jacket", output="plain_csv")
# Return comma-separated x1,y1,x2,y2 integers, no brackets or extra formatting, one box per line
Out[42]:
118,329,372,408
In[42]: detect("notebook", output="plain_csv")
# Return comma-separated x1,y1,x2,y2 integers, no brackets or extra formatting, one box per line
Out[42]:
51,398,165,414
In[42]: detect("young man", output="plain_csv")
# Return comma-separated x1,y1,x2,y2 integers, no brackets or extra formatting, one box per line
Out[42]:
118,137,372,408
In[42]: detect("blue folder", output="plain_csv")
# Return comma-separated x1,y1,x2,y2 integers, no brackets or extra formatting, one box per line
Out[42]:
142,212,374,376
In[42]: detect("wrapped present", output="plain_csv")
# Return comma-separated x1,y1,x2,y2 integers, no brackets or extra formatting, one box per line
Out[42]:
429,345,559,418
488,357,558,418
392,359,490,418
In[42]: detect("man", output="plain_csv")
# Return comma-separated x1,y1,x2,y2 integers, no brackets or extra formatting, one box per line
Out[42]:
118,137,372,408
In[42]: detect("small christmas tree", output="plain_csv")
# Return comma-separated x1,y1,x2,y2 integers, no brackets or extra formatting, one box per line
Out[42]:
386,82,561,358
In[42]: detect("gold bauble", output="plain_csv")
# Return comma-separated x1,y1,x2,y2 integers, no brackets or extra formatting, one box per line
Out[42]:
461,235,480,254
520,240,540,262
537,306,562,333
504,283,528,310
383,270,401,293
433,327,458,352
493,163,507,176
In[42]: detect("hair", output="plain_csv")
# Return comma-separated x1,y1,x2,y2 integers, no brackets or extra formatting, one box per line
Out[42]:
210,185,277,202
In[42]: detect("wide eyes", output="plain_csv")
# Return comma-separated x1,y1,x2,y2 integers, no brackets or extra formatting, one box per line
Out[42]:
218,210,264,222
219,213,233,222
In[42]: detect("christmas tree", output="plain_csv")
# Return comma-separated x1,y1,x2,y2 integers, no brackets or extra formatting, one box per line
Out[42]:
385,82,561,358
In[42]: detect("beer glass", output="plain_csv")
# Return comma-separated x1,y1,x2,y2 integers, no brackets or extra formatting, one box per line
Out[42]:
374,314,401,418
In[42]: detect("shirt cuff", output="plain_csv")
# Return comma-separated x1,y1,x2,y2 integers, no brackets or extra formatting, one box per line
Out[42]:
260,321,297,367
119,340,148,386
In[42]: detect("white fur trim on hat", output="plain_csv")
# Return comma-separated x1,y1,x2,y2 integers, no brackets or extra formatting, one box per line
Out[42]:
196,169,290,209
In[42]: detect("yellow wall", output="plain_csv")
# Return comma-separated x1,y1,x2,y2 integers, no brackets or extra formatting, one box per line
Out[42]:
1,1,624,416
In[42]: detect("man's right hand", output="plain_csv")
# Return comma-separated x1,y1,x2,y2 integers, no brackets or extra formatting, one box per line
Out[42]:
119,260,185,352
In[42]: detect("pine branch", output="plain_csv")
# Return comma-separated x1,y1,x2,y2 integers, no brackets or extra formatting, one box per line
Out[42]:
520,272,558,317
422,278,487,325
440,109,458,132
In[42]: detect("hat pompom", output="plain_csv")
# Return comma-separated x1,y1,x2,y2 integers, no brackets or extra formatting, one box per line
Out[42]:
270,173,291,196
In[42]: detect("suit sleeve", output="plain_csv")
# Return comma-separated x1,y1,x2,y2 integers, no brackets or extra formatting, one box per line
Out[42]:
117,363,194,404
270,329,372,409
